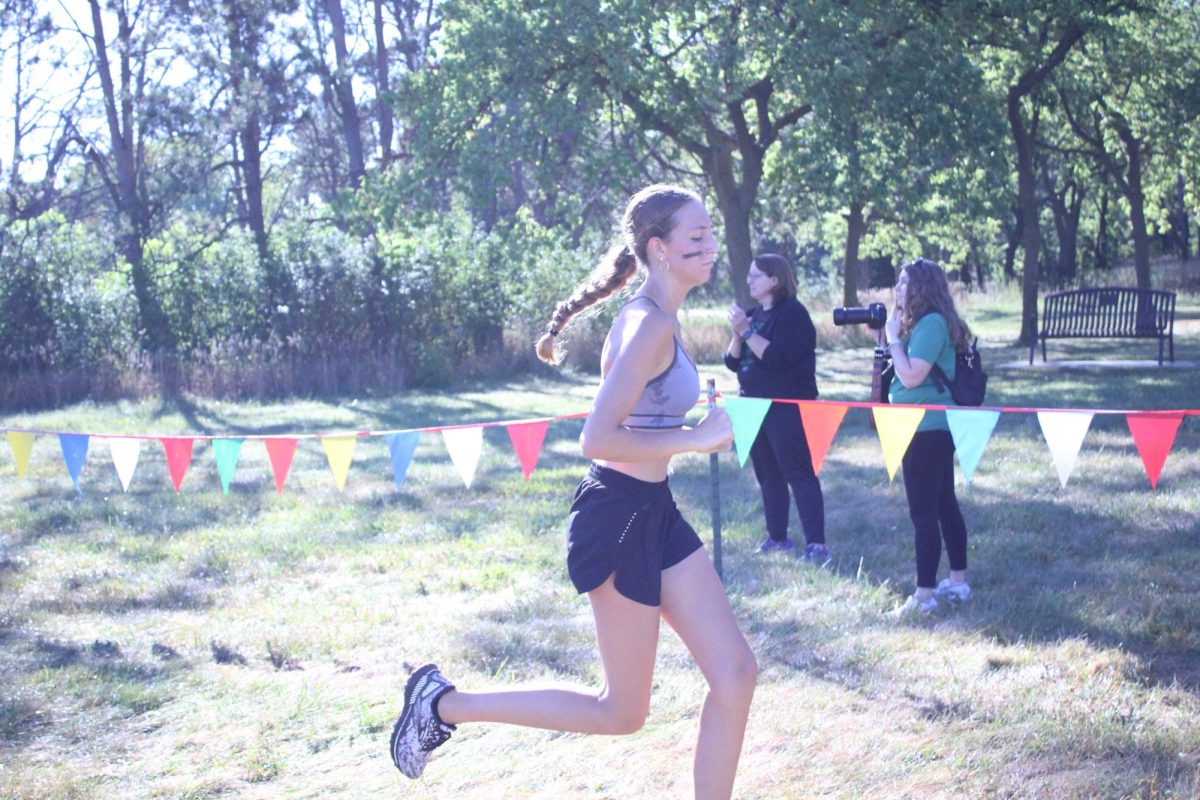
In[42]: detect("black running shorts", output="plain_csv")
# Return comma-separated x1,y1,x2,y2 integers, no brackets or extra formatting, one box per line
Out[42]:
566,463,704,607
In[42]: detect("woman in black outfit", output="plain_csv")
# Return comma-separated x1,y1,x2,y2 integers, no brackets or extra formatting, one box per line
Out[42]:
724,254,828,562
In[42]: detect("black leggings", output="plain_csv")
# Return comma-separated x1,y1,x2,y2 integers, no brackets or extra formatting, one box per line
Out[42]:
901,429,968,589
748,401,825,545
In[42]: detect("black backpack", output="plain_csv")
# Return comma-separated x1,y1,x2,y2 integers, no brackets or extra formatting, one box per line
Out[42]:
929,337,987,406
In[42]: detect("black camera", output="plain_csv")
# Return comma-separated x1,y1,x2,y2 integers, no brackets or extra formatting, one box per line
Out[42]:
832,302,887,330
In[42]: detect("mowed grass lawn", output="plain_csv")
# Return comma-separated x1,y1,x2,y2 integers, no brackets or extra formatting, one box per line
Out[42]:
2,290,1200,799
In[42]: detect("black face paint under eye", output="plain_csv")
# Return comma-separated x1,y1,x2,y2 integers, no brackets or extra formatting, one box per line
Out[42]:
681,250,705,259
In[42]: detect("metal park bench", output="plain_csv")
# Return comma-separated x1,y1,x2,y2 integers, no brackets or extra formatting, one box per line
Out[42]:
1031,287,1177,365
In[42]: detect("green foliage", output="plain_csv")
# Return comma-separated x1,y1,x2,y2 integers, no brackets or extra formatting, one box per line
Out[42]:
0,213,138,372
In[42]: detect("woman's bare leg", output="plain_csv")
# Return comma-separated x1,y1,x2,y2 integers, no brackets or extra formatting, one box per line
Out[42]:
437,575,660,734
660,549,758,800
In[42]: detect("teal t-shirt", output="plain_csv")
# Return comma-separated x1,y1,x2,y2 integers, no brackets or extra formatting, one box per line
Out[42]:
889,312,956,431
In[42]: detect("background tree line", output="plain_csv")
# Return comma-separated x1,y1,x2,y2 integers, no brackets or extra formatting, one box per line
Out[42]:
1,0,1198,407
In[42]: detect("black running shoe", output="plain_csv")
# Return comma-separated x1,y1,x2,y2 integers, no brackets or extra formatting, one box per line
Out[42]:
390,663,456,779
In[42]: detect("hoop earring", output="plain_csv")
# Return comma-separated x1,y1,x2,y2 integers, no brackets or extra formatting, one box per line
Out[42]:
659,256,670,273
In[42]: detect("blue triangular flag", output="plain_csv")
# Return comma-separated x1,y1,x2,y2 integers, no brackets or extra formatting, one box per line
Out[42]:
946,408,1000,483
384,431,421,489
58,433,90,490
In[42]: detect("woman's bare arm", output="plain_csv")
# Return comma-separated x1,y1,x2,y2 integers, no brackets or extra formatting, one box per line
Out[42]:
581,311,731,461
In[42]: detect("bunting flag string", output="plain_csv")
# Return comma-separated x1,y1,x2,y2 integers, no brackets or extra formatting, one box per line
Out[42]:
264,438,298,494
7,430,33,479
384,431,421,490
724,397,772,468
212,439,244,495
946,409,1001,483
2,400,1197,496
872,406,926,480
58,433,89,492
160,437,195,494
1037,411,1095,488
796,401,848,477
320,435,357,492
1126,412,1184,490
506,421,549,482
107,437,140,492
442,427,483,488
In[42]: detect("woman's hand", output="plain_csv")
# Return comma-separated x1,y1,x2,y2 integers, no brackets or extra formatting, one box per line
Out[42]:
727,304,749,338
884,304,902,345
691,406,734,453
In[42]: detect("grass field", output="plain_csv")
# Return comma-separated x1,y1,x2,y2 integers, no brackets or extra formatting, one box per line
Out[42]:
2,287,1200,799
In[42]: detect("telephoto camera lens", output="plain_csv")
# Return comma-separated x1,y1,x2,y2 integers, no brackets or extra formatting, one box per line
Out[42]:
832,302,887,330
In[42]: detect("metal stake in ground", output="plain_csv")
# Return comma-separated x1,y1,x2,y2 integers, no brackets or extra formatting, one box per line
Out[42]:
707,378,723,581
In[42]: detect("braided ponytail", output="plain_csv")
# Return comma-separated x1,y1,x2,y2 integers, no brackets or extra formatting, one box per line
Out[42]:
536,184,701,366
536,244,639,364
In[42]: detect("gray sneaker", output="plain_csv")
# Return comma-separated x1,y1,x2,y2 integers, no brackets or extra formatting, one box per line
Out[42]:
390,663,456,779
934,579,971,603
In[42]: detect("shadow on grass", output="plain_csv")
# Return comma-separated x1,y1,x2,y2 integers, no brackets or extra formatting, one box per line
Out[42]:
670,436,1200,695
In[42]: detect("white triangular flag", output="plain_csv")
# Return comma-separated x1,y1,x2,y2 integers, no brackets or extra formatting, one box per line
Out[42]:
1036,411,1093,488
442,427,483,488
108,437,141,492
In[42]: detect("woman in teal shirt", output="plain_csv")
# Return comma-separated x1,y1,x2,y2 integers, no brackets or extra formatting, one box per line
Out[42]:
882,259,973,617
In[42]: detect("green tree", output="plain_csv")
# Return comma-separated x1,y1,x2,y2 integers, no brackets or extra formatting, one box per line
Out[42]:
957,0,1138,344
415,0,841,304
1052,1,1200,289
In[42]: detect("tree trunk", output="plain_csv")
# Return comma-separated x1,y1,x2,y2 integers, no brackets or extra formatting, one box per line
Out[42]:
842,200,865,307
1008,90,1041,346
372,0,393,169
1115,122,1151,290
705,144,758,307
1173,173,1191,259
1002,204,1021,281
325,0,366,188
88,0,170,354
1003,22,1084,345
1048,179,1082,285
1060,186,1081,284
1096,190,1110,272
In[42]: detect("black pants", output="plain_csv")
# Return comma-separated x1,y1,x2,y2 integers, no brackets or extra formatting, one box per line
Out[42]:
748,401,825,545
901,429,968,589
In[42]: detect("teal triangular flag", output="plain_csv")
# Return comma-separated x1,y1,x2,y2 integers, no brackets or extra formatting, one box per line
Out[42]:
58,433,90,490
384,431,421,489
723,397,772,468
212,439,244,495
946,408,1000,483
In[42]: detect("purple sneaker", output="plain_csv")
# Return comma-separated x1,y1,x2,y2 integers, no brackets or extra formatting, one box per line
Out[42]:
757,537,797,554
801,543,830,564
390,663,456,779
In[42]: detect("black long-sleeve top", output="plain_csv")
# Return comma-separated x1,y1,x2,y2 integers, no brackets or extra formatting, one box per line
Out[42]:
723,296,819,400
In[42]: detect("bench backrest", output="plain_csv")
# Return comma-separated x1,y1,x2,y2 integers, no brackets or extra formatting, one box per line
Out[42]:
1041,288,1176,338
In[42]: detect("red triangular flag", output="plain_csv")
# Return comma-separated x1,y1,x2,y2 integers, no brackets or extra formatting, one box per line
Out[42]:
160,437,195,493
1126,413,1183,489
506,420,549,481
797,402,849,476
264,438,299,494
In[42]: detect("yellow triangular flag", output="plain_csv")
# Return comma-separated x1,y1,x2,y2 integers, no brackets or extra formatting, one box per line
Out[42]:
320,435,357,492
442,427,483,488
7,431,34,479
872,407,926,480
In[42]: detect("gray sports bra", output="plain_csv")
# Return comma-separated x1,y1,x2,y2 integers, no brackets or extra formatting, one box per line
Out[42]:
616,296,701,429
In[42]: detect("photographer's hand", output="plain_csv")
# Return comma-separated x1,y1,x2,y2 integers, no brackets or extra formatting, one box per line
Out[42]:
884,305,902,345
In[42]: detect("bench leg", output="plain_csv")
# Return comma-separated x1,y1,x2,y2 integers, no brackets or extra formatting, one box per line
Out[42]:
1028,340,1034,365
1041,339,1047,363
